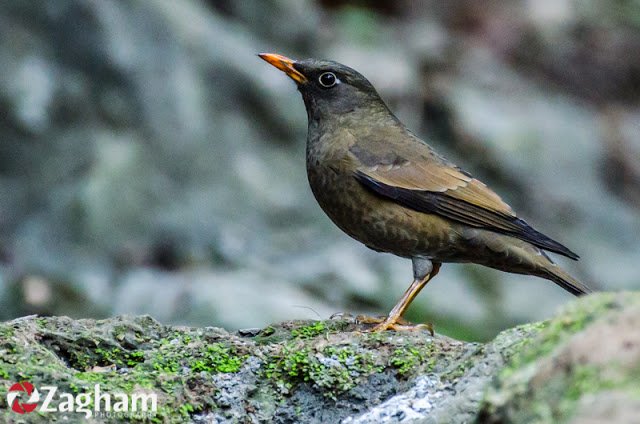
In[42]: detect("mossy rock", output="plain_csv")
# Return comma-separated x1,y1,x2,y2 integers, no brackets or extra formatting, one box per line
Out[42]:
477,292,640,424
0,292,637,423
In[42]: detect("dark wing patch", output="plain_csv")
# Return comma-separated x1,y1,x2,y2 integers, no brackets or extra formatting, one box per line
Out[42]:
349,144,409,167
354,170,579,260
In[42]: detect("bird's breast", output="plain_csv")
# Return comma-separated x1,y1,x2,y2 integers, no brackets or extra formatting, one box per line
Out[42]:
305,155,459,259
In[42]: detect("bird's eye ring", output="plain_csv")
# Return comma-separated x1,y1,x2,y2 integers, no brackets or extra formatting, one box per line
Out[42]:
318,72,337,88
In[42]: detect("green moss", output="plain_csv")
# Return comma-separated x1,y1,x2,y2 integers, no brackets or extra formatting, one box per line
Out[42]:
264,346,311,384
253,320,353,346
362,330,386,344
191,343,246,373
477,294,639,424
56,345,145,372
65,362,215,423
492,364,640,423
389,344,436,376
177,402,200,419
446,361,471,381
264,342,384,399
0,325,14,337
95,347,146,368
0,317,233,423
558,364,640,418
565,366,614,402
151,337,246,375
290,321,327,339
261,326,276,336
441,345,484,382
501,293,620,378
0,325,18,358
257,328,448,396
35,317,48,328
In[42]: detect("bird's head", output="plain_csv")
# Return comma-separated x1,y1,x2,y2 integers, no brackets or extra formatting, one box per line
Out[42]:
258,53,386,121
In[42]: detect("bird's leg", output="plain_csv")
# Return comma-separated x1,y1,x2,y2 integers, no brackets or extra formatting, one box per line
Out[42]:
370,259,441,334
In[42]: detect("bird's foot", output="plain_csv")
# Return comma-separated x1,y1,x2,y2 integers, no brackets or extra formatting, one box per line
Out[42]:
372,321,434,335
356,314,434,335
355,314,410,326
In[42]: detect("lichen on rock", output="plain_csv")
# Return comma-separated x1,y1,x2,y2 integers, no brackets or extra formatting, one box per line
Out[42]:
477,292,640,424
0,292,638,423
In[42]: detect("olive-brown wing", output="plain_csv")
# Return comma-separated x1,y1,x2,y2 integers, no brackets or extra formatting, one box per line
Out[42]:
349,142,578,259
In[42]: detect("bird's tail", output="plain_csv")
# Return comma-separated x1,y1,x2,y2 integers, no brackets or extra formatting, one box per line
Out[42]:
466,231,592,296
540,263,592,296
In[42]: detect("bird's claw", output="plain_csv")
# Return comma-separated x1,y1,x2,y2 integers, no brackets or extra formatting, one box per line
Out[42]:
371,321,433,335
355,314,434,335
355,314,412,325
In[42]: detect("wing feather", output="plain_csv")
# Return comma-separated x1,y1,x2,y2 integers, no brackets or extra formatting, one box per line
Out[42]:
349,136,578,259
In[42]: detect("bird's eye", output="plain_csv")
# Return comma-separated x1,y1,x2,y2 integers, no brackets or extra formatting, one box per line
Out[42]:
318,72,337,88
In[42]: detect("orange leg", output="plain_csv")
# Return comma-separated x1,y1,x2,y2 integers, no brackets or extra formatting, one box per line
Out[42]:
371,261,441,334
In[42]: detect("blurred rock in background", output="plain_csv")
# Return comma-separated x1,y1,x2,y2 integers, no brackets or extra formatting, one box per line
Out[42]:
0,0,638,341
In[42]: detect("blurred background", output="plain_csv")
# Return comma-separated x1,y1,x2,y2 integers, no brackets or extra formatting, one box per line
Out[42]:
1,0,639,341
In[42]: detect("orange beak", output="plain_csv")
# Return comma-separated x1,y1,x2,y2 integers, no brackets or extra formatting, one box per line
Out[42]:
258,53,308,84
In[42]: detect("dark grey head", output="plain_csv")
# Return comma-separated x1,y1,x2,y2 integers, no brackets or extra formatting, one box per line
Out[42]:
259,53,387,122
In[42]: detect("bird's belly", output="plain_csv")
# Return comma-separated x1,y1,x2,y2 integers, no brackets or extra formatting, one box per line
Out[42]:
308,167,459,259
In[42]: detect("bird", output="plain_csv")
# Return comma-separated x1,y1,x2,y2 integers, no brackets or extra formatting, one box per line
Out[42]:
258,53,592,332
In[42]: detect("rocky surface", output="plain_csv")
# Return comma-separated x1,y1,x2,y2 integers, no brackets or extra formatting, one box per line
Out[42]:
0,292,637,423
